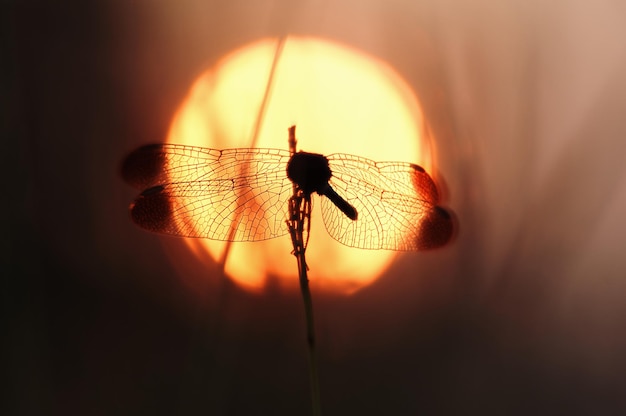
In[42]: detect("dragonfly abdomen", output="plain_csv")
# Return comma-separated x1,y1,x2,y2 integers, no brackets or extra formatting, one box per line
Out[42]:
321,185,357,220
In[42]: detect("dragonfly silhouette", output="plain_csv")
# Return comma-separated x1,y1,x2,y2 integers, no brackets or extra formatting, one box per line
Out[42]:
122,144,454,251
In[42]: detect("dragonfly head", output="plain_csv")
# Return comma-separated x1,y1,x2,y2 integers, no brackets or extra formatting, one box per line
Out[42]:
287,151,333,195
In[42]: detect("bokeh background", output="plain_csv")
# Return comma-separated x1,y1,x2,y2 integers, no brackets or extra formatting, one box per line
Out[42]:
5,0,626,414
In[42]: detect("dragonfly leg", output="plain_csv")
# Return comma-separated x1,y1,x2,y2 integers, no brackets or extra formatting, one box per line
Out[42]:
287,191,311,270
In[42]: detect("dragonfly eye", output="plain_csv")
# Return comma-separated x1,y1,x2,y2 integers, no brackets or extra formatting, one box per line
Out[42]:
287,151,333,195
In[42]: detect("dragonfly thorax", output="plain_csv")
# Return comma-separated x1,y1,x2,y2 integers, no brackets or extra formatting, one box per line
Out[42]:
287,151,333,196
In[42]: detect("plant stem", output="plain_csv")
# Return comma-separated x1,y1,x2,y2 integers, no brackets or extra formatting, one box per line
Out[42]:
299,258,321,416
287,126,322,416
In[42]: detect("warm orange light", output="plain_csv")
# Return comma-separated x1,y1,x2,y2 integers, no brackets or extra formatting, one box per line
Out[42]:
167,36,431,294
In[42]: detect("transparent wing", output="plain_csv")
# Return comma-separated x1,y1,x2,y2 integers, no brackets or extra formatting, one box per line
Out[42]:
122,144,294,241
325,153,454,250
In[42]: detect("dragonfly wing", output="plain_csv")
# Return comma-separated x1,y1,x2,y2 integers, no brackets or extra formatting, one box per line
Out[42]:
124,145,294,241
325,154,454,250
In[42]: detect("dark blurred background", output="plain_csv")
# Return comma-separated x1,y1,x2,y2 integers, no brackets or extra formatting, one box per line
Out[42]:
4,1,626,415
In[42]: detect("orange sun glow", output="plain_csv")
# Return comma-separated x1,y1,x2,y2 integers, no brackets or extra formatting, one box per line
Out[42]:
166,36,432,294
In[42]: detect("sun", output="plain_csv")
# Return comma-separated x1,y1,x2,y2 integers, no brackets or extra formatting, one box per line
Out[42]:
166,36,431,294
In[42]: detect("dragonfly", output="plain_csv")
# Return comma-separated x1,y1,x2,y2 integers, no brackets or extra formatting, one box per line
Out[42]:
122,143,454,251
